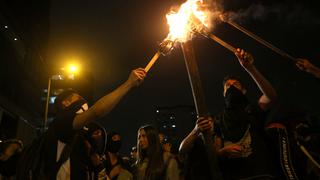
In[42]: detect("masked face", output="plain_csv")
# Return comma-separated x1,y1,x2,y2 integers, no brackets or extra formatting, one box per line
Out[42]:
107,140,122,153
87,129,105,154
224,85,248,108
61,93,88,114
107,134,122,153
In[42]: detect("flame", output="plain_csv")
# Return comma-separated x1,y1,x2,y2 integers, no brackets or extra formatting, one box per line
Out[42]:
165,0,211,42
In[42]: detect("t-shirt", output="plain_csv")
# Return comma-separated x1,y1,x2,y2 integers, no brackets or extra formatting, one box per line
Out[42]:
56,141,71,180
215,104,278,180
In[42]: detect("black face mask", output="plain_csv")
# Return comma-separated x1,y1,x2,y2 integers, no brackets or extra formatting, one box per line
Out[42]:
107,140,122,153
224,85,248,109
221,85,251,142
89,136,104,154
64,98,88,114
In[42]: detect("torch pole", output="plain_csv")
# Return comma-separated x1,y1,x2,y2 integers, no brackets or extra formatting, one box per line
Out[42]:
181,40,222,180
222,17,297,61
181,41,208,117
208,34,236,52
189,17,236,53
44,77,51,131
144,40,175,73
145,50,162,73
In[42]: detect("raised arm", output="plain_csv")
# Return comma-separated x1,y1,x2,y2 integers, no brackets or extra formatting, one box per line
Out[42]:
235,48,277,110
179,117,214,154
73,68,146,129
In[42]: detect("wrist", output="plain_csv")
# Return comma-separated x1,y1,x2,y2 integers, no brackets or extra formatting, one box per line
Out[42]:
124,79,134,89
192,128,200,136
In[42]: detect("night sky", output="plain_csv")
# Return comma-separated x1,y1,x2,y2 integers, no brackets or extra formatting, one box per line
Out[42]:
46,0,320,154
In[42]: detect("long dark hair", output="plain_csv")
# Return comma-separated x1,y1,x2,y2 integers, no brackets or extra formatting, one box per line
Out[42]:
137,125,164,180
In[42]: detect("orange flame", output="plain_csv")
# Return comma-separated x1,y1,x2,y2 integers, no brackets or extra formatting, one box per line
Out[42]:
165,0,212,42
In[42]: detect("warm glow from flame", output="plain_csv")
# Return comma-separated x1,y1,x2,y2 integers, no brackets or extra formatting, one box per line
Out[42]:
166,0,210,42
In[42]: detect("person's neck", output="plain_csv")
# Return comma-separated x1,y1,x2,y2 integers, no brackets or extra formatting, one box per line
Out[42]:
108,151,118,165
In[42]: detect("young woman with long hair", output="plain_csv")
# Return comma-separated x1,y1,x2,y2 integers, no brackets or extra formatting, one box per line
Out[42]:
135,125,180,180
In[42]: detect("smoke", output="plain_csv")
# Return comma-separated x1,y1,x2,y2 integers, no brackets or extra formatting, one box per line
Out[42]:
224,3,320,25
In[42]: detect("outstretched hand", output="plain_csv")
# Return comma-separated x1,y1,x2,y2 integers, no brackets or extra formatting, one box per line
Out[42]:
295,58,320,79
296,58,316,73
235,48,254,70
126,68,146,87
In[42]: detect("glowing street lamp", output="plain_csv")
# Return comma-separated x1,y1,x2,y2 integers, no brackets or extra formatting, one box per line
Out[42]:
43,64,80,130
69,65,78,73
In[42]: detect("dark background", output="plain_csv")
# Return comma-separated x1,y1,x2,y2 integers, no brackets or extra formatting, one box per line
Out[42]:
1,0,320,154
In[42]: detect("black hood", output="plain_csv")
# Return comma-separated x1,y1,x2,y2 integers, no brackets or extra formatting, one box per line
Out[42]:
83,122,107,155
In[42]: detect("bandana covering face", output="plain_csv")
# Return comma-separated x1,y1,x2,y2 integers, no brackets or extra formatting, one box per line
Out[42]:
221,86,250,142
106,132,122,153
107,140,122,153
85,123,107,155
224,86,248,109
65,98,88,114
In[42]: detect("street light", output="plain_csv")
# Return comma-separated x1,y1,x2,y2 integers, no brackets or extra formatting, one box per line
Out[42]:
43,65,79,131
69,65,78,73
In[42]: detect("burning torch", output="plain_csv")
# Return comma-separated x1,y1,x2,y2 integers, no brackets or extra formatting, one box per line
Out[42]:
144,39,175,73
189,14,237,53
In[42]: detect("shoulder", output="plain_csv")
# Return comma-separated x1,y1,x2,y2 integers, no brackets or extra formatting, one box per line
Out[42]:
118,168,133,179
249,103,270,117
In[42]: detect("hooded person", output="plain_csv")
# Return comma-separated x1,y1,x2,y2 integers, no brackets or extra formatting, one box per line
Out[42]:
84,122,107,156
77,122,109,179
104,132,133,180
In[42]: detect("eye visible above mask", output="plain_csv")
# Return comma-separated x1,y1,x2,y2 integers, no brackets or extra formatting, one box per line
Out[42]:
76,103,89,114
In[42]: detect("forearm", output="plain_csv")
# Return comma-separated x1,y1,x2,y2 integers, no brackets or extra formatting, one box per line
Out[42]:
246,66,277,102
73,80,133,129
179,129,199,153
310,66,320,78
92,81,132,117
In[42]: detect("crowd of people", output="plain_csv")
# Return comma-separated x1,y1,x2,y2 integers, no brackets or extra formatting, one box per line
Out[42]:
1,49,319,180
